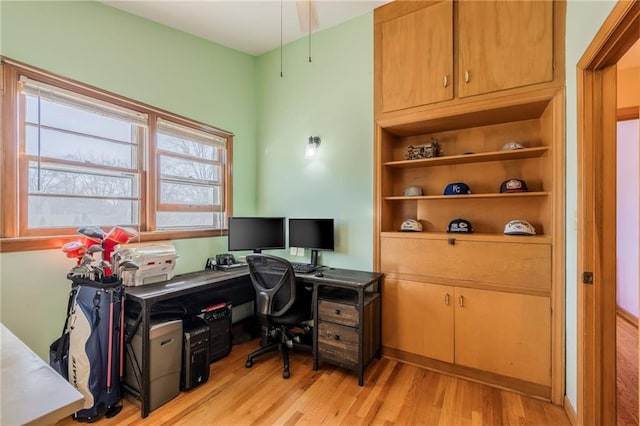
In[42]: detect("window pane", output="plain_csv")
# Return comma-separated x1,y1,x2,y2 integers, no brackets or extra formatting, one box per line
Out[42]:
160,155,220,182
160,181,220,205
158,133,219,161
28,196,138,229
26,126,137,168
156,211,223,229
25,94,135,143
29,163,137,197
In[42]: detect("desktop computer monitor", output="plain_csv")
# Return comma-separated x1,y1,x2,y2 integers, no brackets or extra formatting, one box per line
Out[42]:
227,217,285,253
288,218,334,266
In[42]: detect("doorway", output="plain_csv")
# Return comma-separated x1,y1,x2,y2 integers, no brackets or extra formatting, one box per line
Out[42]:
577,2,639,425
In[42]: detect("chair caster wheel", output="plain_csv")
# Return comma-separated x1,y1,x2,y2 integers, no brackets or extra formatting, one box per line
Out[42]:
283,370,290,379
246,359,253,368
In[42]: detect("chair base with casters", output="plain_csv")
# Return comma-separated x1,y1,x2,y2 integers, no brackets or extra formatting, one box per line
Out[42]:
244,254,313,379
245,321,312,379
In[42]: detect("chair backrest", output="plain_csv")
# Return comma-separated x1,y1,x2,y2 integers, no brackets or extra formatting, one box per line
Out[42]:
246,254,297,318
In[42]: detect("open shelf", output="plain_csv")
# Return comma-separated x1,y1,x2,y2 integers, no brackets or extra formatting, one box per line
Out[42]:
380,231,552,244
384,146,549,168
384,191,551,201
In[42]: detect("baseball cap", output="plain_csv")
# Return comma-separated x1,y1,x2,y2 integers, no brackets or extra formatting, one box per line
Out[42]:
504,219,536,235
399,219,423,232
443,182,471,195
403,185,423,196
500,178,528,193
501,141,525,150
446,218,474,233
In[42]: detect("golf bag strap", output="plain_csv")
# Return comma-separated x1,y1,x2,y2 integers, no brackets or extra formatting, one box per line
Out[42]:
55,287,76,360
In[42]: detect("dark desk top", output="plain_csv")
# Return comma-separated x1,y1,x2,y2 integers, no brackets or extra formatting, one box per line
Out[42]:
125,268,249,303
296,267,383,288
125,267,383,304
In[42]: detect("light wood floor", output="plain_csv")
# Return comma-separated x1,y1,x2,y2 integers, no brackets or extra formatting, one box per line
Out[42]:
57,339,569,425
617,314,639,425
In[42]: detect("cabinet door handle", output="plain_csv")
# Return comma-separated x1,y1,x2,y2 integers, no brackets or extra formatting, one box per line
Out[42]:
459,295,464,307
334,334,341,341
464,71,470,83
335,309,341,315
445,293,450,305
443,75,448,87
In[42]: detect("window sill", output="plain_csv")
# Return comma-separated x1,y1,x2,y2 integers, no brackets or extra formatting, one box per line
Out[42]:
0,229,228,253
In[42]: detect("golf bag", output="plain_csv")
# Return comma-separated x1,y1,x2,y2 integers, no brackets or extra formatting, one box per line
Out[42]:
65,276,125,422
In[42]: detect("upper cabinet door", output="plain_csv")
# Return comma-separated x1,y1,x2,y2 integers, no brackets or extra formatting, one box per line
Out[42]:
378,0,453,114
457,0,553,98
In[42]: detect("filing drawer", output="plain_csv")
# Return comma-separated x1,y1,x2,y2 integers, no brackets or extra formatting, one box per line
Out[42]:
318,300,359,327
318,321,358,368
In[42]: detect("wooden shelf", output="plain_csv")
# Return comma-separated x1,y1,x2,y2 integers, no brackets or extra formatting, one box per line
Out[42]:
384,147,549,169
380,231,552,244
384,191,551,201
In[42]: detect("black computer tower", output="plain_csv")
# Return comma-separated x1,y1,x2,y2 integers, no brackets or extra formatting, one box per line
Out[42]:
181,318,210,391
198,302,232,363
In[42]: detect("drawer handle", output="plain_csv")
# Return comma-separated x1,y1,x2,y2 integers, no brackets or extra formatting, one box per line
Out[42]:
335,309,341,315
447,238,455,245
333,334,340,341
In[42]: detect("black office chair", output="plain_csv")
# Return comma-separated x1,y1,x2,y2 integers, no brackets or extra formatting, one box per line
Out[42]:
244,254,312,378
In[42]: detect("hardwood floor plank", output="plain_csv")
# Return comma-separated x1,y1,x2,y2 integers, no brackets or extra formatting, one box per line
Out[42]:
617,313,638,426
55,338,570,426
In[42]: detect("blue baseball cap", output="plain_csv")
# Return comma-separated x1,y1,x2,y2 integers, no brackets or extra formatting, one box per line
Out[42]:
443,182,471,195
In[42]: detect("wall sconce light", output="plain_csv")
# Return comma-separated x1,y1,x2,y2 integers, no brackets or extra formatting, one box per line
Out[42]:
305,136,321,158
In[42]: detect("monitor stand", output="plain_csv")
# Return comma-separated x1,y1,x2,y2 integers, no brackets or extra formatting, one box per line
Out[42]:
310,250,319,267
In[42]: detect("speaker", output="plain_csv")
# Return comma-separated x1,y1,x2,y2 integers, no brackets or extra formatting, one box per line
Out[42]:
181,318,210,391
198,302,232,363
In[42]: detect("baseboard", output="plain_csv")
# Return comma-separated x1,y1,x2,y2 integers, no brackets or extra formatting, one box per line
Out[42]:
382,346,551,400
617,305,638,327
564,395,577,425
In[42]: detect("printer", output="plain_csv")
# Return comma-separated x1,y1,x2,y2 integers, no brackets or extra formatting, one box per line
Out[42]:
114,244,179,287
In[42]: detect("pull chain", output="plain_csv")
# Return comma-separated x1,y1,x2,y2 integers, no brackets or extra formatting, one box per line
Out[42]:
308,0,312,63
280,0,284,77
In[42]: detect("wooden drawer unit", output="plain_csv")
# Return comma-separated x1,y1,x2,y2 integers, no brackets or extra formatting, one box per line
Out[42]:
318,322,359,368
380,234,551,292
316,289,381,376
318,299,359,327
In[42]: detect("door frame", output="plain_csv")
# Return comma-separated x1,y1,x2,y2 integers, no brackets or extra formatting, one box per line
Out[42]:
577,1,639,425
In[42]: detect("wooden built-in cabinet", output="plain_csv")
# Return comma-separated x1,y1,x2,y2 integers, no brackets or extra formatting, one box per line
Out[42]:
382,278,551,387
374,0,565,404
374,0,563,117
378,0,453,113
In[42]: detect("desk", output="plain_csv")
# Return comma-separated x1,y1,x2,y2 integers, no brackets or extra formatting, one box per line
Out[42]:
1,324,85,425
125,267,382,418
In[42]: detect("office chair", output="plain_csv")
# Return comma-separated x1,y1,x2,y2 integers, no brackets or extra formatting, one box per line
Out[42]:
245,254,312,378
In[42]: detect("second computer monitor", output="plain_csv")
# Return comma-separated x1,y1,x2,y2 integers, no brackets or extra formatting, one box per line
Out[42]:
288,218,334,266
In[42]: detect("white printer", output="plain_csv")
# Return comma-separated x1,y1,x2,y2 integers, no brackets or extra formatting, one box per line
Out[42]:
114,244,179,287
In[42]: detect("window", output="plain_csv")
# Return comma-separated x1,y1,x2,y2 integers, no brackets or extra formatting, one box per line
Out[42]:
1,59,233,251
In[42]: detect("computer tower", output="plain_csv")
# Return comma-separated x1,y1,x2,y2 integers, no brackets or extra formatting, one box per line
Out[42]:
124,319,182,412
198,302,232,363
181,318,210,391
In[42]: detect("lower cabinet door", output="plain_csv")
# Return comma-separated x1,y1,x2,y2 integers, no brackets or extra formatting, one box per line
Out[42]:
382,278,454,363
454,287,551,386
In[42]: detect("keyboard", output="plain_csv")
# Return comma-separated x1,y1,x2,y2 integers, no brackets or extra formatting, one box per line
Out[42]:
291,263,319,274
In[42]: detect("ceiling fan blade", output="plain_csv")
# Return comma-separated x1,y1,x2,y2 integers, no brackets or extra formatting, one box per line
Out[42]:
296,0,319,33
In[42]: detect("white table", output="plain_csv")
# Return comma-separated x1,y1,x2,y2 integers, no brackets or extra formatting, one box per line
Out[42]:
1,324,84,425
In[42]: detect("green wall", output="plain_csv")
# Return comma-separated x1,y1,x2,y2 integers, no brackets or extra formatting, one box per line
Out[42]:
255,14,375,270
0,0,259,358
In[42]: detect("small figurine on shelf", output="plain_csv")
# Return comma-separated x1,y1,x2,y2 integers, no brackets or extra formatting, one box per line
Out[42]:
405,137,440,160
